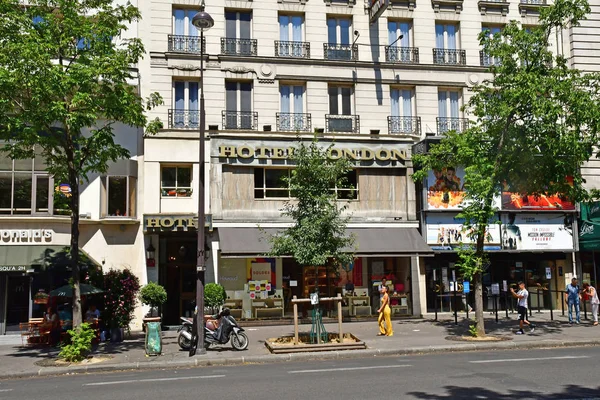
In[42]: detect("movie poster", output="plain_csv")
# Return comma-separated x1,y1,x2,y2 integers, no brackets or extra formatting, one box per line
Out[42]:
426,167,467,210
500,214,574,251
501,178,575,211
426,215,501,250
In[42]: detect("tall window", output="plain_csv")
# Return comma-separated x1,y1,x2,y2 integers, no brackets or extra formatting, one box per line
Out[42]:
0,149,51,215
435,23,458,50
279,84,306,130
254,168,358,200
328,86,352,116
279,15,304,56
173,81,200,127
481,25,502,66
101,176,136,217
161,166,192,197
326,17,352,59
225,11,252,54
438,89,461,119
388,20,411,61
225,81,253,129
172,8,201,52
391,88,413,117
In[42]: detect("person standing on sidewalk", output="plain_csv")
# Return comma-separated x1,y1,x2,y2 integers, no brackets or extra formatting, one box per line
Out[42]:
565,277,582,324
377,286,393,337
510,281,535,335
583,283,599,326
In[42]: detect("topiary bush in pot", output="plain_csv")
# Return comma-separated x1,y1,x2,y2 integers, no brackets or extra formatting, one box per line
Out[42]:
139,282,167,318
204,283,226,314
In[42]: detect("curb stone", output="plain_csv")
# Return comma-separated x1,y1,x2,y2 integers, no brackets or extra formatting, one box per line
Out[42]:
2,339,599,380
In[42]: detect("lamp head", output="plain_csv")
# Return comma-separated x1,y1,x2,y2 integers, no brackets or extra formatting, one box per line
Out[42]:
192,2,214,31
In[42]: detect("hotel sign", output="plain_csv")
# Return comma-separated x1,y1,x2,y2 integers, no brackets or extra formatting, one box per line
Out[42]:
143,215,213,232
0,266,27,273
216,145,407,165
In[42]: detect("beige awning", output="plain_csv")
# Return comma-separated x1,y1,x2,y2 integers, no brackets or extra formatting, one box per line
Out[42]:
218,227,433,258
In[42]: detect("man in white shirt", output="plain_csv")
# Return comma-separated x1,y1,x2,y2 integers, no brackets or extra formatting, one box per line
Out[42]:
510,281,535,335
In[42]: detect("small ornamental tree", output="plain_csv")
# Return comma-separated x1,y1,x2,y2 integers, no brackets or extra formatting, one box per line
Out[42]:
139,282,167,318
267,137,356,291
204,283,226,314
412,0,600,337
0,0,163,328
103,268,140,331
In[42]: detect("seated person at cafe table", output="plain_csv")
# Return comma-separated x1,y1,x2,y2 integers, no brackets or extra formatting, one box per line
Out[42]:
57,303,73,331
43,307,61,346
85,304,101,322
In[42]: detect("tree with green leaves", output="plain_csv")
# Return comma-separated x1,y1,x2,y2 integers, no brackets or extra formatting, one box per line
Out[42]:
0,0,163,327
412,0,600,336
267,137,356,291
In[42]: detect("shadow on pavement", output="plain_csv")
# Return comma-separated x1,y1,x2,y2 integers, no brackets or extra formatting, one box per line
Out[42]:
408,384,600,399
432,318,566,337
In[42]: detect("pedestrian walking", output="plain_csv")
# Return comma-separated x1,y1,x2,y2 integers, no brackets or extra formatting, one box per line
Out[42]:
583,283,599,326
510,281,535,335
377,286,393,337
565,277,582,324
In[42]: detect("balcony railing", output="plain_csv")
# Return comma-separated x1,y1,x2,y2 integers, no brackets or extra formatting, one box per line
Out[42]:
480,51,502,67
436,117,469,134
222,111,259,130
221,38,258,56
274,41,311,59
433,49,467,65
520,0,546,4
323,43,358,61
385,46,420,64
167,34,206,53
168,109,201,129
276,113,312,132
388,116,422,136
325,114,360,133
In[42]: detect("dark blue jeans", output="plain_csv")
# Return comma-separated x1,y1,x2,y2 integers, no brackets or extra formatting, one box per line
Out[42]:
568,300,580,323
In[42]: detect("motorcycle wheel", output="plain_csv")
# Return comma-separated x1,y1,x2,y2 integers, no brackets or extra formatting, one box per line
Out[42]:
231,332,249,351
178,333,191,350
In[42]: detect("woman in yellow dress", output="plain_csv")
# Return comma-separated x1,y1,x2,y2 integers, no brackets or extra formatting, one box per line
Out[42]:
377,285,393,336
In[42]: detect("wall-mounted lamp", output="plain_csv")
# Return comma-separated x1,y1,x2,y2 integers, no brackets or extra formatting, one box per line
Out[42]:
146,242,156,267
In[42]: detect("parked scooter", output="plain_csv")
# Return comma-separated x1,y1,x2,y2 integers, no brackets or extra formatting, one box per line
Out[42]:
178,308,248,351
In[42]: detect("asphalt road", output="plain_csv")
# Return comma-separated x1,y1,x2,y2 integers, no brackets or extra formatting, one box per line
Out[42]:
1,347,599,399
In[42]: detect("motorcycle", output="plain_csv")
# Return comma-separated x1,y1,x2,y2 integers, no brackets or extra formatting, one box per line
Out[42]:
178,308,248,351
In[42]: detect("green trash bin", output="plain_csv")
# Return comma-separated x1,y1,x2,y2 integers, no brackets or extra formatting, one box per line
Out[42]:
144,318,162,356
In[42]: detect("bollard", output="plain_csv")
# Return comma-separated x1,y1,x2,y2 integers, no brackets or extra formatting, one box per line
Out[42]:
550,289,554,321
466,293,469,320
494,295,499,323
293,296,299,345
561,290,565,316
504,290,509,319
537,288,541,314
583,299,588,321
453,285,458,326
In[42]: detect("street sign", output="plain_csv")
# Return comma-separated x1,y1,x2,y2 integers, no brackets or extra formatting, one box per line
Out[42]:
502,280,508,292
491,283,500,295
310,292,319,305
463,281,470,294
369,0,389,24
545,267,552,280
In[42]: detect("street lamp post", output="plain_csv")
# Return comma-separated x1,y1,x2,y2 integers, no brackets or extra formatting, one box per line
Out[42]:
190,0,214,357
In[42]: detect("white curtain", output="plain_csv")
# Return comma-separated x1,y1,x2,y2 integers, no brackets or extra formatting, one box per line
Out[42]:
400,23,410,47
435,24,444,49
438,91,447,118
450,91,459,118
402,90,412,117
280,85,290,113
279,16,289,41
187,10,198,36
293,86,303,114
391,89,400,117
174,10,185,35
447,25,456,50
292,16,302,41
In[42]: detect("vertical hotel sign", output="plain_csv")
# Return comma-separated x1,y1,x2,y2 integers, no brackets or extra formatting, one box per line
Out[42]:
369,0,389,24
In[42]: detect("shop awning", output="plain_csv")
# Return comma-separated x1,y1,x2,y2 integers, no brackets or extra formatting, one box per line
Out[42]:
218,227,433,258
0,245,99,272
580,202,600,251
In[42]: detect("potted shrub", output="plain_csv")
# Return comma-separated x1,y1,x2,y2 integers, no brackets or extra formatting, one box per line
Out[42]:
204,283,226,314
102,268,140,342
139,282,167,320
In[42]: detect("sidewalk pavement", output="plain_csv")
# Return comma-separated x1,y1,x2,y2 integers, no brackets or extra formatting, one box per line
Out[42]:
0,311,598,380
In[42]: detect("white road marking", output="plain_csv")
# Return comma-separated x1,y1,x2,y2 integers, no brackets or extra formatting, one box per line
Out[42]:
247,328,258,331
0,389,14,392
470,356,587,364
83,374,225,386
288,365,412,374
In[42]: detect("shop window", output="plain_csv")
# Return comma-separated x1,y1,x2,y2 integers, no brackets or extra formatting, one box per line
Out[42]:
161,166,192,197
0,147,52,215
253,168,358,200
100,176,136,217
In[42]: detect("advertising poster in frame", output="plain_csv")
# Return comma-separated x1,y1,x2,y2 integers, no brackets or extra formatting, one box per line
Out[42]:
500,214,574,251
501,178,575,211
425,167,467,210
425,215,502,251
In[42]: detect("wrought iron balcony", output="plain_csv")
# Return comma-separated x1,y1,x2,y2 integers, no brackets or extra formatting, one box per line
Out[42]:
167,35,206,54
221,38,258,56
480,51,502,67
222,111,259,130
325,114,360,133
276,113,312,132
323,43,358,61
385,46,419,64
274,41,311,59
433,49,467,65
436,117,469,134
168,109,200,129
521,0,546,4
388,116,422,136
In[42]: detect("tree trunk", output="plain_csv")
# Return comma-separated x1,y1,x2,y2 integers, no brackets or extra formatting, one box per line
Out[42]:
475,229,486,337
69,171,82,328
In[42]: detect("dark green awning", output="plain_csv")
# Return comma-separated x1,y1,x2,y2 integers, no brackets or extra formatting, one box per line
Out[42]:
579,202,600,251
0,245,98,272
